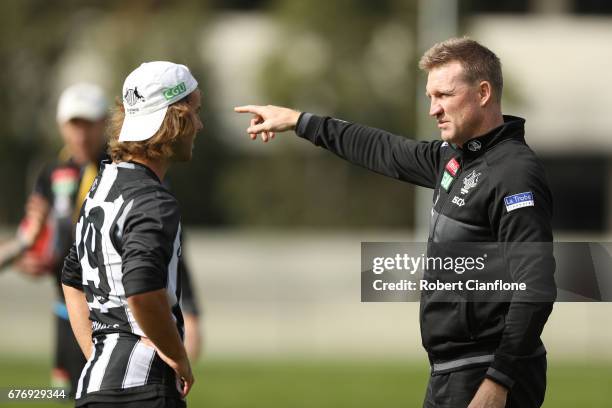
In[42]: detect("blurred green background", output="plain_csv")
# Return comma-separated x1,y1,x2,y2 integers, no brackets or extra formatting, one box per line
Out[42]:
2,357,611,408
1,0,612,407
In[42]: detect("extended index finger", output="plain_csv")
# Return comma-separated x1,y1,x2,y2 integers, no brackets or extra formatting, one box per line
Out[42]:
234,105,264,115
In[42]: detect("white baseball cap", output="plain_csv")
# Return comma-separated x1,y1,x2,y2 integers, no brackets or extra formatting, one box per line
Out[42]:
119,61,198,142
56,83,108,124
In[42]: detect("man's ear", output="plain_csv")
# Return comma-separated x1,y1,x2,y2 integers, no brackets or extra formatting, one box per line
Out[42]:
478,81,493,107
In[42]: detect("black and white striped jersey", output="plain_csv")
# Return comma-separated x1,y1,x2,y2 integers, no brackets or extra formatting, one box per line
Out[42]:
62,160,184,405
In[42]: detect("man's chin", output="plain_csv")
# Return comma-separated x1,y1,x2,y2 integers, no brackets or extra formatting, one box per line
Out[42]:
439,132,455,144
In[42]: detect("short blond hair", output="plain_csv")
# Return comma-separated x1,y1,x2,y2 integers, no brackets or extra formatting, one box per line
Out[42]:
419,37,503,102
108,96,195,162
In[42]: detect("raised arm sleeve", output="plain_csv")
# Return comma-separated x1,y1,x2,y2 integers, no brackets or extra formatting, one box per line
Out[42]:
296,113,443,189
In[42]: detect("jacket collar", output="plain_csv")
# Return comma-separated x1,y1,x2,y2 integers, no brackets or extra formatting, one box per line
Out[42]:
452,115,525,159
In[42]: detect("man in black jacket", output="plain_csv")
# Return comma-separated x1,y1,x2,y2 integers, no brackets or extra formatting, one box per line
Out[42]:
235,38,556,408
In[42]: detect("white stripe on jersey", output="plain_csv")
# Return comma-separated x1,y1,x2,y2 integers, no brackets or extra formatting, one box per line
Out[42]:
166,224,181,307
88,163,118,205
116,162,136,169
86,333,119,393
125,307,145,337
114,198,134,242
122,340,156,388
76,338,98,399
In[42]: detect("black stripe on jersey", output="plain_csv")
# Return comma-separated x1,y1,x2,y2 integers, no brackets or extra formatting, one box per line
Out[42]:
147,353,178,391
80,205,113,306
99,334,138,390
78,335,105,397
109,198,133,259
171,303,185,340
146,354,164,388
121,336,139,389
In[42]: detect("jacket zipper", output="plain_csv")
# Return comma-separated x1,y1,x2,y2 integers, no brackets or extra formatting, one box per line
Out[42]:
432,158,476,340
431,160,463,239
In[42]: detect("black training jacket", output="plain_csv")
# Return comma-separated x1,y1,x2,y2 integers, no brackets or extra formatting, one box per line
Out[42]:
295,113,556,390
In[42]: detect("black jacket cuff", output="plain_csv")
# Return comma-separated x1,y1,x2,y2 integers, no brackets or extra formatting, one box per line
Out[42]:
486,362,515,389
295,112,322,143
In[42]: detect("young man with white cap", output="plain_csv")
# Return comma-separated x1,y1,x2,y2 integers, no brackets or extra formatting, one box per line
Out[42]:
61,61,202,408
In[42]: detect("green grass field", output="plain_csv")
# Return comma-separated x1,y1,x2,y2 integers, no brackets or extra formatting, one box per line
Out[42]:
0,357,610,407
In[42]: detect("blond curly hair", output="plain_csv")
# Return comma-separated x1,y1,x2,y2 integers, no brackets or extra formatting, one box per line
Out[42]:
108,96,196,162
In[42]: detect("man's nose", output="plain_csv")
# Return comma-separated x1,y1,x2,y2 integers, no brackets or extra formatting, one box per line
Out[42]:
429,101,443,118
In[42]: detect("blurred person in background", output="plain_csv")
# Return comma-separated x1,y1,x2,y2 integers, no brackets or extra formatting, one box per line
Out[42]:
236,37,556,408
62,61,202,407
0,82,201,398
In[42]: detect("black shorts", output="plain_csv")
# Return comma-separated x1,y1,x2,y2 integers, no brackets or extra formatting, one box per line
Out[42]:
81,396,186,408
423,355,547,408
55,315,86,398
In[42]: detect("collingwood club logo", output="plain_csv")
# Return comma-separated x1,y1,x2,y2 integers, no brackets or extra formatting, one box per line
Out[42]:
461,170,481,195
124,86,145,106
467,140,482,152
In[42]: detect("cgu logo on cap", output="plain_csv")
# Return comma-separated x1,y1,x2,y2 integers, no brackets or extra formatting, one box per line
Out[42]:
163,82,187,101
124,87,145,106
